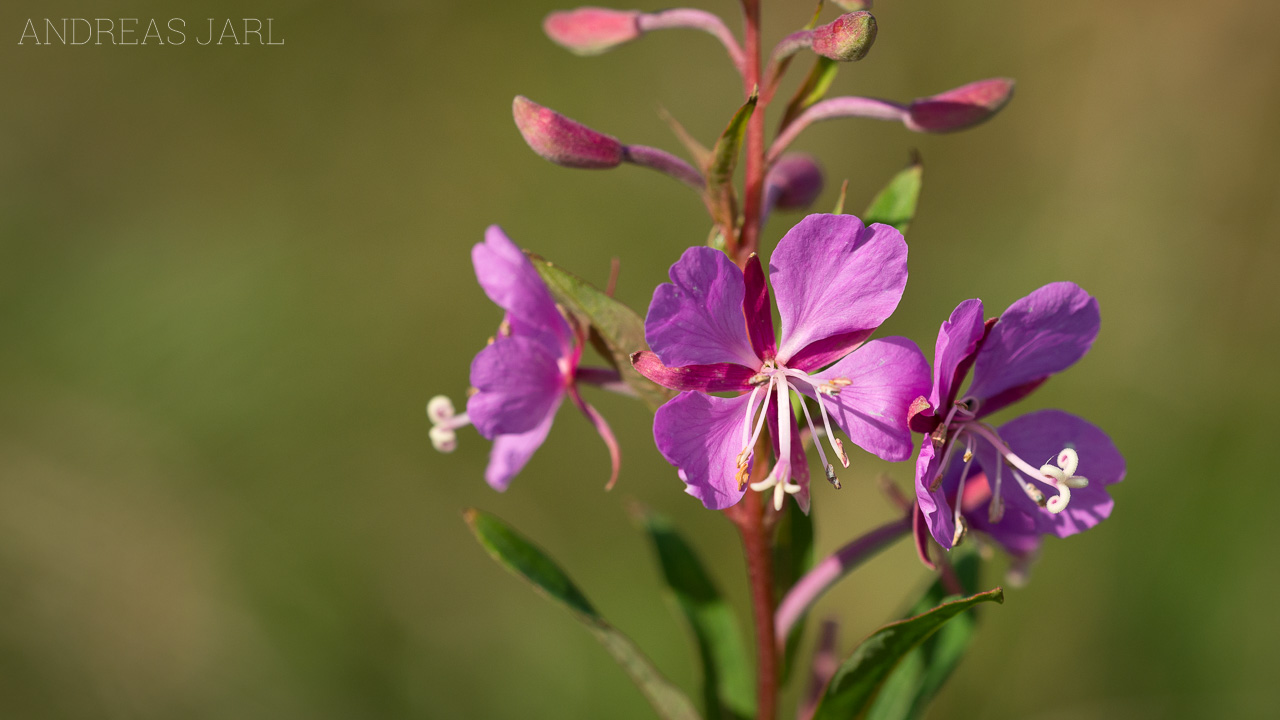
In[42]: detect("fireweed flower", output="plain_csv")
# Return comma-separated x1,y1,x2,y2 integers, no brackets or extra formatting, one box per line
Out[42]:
909,283,1125,558
428,226,620,491
632,214,930,512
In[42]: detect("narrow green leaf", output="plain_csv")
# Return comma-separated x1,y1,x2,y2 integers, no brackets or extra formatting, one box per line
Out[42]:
705,92,758,237
780,57,838,130
863,155,924,235
526,253,673,410
660,107,711,169
832,179,850,215
867,554,983,720
810,587,1004,720
465,509,703,720
640,511,755,720
772,499,814,684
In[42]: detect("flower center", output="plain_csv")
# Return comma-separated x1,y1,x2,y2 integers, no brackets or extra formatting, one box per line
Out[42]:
428,395,471,453
734,361,853,510
929,403,1088,533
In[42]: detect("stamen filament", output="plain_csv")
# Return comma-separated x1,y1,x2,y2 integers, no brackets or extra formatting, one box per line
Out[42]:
794,390,838,488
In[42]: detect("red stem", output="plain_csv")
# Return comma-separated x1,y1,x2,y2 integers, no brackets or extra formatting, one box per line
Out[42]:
727,429,778,720
738,0,767,266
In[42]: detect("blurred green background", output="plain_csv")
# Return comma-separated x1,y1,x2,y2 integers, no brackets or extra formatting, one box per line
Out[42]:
2,0,1277,717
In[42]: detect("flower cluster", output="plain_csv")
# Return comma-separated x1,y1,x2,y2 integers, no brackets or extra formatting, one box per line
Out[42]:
435,2,1121,581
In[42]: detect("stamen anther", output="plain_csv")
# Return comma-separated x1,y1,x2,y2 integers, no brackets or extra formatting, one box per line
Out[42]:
824,464,841,489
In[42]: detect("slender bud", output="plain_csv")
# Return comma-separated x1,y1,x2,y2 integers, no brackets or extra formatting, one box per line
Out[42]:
812,12,877,62
543,8,642,56
906,78,1016,133
513,96,624,169
765,154,825,212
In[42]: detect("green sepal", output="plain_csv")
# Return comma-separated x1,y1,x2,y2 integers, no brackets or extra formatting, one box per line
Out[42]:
527,253,672,411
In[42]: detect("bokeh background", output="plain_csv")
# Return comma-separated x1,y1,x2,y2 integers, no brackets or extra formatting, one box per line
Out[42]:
2,0,1278,717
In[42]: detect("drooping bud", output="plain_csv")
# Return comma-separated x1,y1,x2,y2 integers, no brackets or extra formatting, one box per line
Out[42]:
812,11,878,62
765,154,825,211
513,96,624,169
543,8,641,56
905,78,1016,133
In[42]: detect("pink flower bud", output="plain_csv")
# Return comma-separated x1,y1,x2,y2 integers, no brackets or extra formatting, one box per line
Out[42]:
905,78,1016,133
512,96,624,169
811,11,877,62
766,154,825,211
543,7,642,56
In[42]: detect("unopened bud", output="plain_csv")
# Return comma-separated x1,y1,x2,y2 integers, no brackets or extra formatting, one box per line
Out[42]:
543,7,642,56
812,12,877,62
765,154,825,211
906,78,1015,133
513,96,624,169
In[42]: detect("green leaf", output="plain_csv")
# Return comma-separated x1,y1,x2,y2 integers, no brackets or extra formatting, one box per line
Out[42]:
464,509,703,720
705,92,758,238
810,586,1004,720
867,554,983,720
640,511,754,720
527,253,673,410
772,498,814,684
780,57,838,130
863,155,924,235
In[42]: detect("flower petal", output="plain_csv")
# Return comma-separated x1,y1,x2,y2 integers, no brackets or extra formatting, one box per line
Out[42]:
646,246,759,368
770,215,908,366
743,253,777,360
653,391,753,510
968,282,1100,406
472,226,571,351
914,439,956,550
631,351,756,392
996,409,1124,538
468,335,566,437
929,298,986,412
803,337,931,462
484,395,563,491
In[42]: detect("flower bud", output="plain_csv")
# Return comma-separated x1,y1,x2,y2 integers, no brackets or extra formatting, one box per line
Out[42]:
766,154,825,211
512,96,624,169
811,11,877,62
543,7,642,56
906,78,1015,133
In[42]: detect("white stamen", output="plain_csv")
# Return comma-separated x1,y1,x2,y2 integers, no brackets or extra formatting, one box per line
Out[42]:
736,378,776,489
795,390,838,489
952,436,976,545
783,369,849,469
989,459,1005,523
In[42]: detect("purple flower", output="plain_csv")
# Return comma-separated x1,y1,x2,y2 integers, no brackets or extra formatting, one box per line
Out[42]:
633,214,930,512
909,283,1125,559
428,226,619,491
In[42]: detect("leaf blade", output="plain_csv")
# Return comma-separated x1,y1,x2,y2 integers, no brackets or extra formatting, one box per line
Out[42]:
810,586,1004,720
863,155,924,235
705,92,758,239
641,511,755,720
465,509,703,720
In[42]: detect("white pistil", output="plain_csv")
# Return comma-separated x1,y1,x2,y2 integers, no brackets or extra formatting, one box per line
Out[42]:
783,369,849,468
427,395,471,453
1039,447,1088,514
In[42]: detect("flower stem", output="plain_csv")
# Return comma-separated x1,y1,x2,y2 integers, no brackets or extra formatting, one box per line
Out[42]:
738,0,766,265
726,429,779,720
